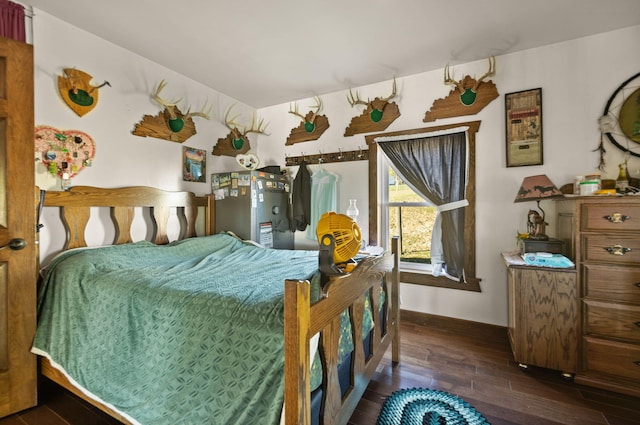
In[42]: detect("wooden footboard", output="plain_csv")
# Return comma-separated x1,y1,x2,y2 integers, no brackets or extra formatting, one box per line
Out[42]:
284,237,400,425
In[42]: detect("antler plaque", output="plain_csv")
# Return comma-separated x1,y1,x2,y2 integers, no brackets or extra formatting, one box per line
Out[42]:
212,105,268,156
424,57,498,122
132,80,211,143
286,97,330,145
344,78,400,136
57,68,110,117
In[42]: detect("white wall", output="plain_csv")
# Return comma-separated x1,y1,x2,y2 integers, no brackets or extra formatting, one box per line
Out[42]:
255,25,640,326
33,10,256,261
32,7,640,326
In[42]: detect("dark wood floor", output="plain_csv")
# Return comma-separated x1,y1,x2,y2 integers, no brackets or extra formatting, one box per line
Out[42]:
3,312,640,425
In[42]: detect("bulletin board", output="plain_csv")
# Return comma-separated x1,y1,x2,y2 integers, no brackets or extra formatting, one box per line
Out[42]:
35,125,96,177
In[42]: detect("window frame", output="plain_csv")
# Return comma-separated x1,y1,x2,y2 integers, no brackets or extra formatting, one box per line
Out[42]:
365,121,481,292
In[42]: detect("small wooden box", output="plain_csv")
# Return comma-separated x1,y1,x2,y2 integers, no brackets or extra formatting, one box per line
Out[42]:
520,238,564,254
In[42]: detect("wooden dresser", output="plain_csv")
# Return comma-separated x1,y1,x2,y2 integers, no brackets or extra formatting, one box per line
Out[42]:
557,196,640,397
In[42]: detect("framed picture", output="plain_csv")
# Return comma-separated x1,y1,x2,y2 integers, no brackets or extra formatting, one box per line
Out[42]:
183,146,206,182
505,88,543,167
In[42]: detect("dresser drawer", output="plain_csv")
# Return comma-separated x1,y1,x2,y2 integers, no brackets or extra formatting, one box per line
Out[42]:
582,234,640,265
582,336,640,381
584,299,640,342
582,264,640,304
581,203,640,232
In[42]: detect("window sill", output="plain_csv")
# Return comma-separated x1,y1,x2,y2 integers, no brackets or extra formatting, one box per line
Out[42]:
400,270,482,292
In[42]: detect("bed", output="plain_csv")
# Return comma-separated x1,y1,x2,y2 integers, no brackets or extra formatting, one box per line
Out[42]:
33,185,399,425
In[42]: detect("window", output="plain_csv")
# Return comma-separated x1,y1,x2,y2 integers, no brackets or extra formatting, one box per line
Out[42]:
365,121,481,292
384,161,438,266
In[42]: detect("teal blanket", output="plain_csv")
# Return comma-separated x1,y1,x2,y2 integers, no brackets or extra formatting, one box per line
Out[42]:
33,234,320,425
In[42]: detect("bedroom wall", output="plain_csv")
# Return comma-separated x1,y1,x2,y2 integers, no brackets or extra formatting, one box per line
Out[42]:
32,6,640,326
254,25,640,326
32,9,257,260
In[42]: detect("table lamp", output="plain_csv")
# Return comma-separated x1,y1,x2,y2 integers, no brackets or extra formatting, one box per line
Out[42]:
514,174,564,240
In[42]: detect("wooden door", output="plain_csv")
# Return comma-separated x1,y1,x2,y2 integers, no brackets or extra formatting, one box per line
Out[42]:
0,36,36,417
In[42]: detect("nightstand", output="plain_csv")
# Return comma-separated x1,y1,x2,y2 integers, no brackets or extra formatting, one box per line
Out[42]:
501,252,578,378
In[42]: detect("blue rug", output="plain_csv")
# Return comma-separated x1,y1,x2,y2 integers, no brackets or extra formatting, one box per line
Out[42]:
376,388,490,425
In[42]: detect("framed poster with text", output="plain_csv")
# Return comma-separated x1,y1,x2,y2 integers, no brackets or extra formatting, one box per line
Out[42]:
505,88,543,167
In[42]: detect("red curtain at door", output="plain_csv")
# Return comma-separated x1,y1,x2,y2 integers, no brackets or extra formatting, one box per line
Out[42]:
0,0,25,42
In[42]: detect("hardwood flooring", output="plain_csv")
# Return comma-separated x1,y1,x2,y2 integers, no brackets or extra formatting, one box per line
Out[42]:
2,312,639,425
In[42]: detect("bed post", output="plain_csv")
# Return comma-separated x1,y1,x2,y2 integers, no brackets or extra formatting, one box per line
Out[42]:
284,279,312,425
205,194,215,236
390,235,400,363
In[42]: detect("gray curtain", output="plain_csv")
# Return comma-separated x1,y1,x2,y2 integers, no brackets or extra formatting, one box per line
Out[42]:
378,131,467,280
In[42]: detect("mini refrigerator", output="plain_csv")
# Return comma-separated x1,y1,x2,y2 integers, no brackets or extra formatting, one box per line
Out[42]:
211,170,294,249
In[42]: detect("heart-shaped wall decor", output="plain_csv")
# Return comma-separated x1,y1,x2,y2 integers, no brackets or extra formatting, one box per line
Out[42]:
35,126,96,178
235,153,260,170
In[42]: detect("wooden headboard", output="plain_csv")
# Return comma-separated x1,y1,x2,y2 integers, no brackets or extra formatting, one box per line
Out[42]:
41,186,214,250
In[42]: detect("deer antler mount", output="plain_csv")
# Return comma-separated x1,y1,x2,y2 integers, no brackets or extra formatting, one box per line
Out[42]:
212,104,269,156
132,80,211,143
344,78,400,137
424,57,498,122
286,96,330,145
57,68,111,117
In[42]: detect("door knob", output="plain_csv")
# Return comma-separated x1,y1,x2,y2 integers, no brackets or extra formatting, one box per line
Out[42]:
0,238,26,250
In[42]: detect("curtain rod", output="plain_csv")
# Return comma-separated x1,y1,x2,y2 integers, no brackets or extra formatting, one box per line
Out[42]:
373,126,469,143
9,1,34,17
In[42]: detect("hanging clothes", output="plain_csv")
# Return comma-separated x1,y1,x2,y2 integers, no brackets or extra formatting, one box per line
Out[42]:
290,161,311,231
306,168,338,240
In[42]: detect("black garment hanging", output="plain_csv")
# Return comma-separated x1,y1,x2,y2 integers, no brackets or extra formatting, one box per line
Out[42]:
290,161,311,231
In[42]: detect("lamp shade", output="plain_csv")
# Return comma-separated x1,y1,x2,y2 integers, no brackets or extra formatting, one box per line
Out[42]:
514,174,564,203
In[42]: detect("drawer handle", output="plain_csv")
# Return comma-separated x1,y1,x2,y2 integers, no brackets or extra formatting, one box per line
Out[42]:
603,213,631,223
603,245,632,255
636,321,640,328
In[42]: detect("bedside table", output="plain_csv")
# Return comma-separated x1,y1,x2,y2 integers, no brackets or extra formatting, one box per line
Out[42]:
501,252,578,378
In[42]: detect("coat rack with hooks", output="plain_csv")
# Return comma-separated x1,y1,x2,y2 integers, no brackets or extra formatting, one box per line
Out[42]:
285,147,368,167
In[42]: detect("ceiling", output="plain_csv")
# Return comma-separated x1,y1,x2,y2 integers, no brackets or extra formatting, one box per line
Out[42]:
26,0,640,109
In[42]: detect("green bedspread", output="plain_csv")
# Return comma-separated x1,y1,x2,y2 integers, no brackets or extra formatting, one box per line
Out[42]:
33,234,321,425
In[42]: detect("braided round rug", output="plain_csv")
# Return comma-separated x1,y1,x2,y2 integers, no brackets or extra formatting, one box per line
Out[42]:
376,388,490,425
